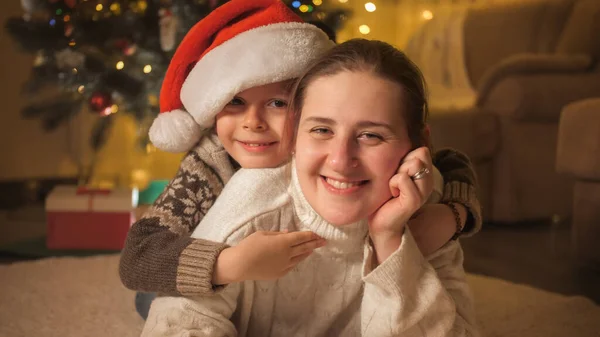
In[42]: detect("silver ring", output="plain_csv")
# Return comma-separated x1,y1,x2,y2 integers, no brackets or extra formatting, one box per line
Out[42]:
411,167,430,181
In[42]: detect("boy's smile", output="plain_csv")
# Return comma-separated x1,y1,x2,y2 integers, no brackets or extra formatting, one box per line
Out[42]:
236,141,279,152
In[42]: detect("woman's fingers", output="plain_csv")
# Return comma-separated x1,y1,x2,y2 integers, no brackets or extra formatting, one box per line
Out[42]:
401,147,432,170
396,171,423,211
395,150,433,203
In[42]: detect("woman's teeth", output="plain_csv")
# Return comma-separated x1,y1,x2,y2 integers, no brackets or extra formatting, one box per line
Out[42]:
325,177,361,189
245,143,271,147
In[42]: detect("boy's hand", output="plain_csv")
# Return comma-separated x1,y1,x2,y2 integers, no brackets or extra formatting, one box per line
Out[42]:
213,231,326,285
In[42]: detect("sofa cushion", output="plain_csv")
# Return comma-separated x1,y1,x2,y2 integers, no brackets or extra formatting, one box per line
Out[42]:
463,0,574,88
428,108,499,162
556,98,600,180
555,0,600,61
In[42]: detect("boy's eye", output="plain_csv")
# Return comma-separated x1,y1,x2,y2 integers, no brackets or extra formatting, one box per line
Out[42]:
309,127,332,138
228,97,244,106
268,99,288,108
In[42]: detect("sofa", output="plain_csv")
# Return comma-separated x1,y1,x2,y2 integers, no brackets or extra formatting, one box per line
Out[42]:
556,98,600,266
409,0,600,222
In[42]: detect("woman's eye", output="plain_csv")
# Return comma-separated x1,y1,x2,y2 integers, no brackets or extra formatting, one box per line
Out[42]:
359,132,384,143
268,99,288,108
228,98,244,106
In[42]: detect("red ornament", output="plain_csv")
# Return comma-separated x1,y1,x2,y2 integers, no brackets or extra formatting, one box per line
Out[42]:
89,91,112,114
64,23,74,37
114,39,137,56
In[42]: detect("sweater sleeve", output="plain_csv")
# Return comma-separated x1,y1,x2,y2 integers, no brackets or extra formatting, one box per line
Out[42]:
361,228,479,337
433,148,482,237
119,137,236,296
140,284,242,337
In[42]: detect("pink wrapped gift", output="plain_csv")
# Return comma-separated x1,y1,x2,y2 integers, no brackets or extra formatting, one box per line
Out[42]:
45,186,138,250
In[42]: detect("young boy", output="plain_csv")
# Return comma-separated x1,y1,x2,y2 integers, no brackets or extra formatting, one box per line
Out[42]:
119,0,481,319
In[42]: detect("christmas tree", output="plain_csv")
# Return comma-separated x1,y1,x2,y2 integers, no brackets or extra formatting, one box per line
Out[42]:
5,0,349,168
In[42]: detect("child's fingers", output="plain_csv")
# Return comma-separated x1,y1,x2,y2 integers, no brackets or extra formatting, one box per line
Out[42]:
288,251,313,267
258,231,283,236
285,231,321,247
290,238,326,257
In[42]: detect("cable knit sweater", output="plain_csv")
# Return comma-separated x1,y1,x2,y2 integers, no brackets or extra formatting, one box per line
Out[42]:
141,164,479,337
119,134,482,296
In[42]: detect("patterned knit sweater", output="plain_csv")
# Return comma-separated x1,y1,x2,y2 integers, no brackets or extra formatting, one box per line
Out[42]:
141,165,479,337
119,134,481,296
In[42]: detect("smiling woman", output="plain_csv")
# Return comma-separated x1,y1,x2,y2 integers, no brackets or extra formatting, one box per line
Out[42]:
141,39,478,337
295,71,412,226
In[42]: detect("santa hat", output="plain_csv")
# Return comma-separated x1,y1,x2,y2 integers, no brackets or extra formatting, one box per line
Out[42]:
150,0,335,153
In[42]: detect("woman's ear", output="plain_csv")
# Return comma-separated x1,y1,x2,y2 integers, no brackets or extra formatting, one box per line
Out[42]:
421,124,432,149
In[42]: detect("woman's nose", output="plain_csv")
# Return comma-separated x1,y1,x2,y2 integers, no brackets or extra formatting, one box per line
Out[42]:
328,138,359,172
242,107,267,132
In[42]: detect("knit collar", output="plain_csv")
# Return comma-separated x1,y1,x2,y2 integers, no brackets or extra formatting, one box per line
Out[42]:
289,162,368,254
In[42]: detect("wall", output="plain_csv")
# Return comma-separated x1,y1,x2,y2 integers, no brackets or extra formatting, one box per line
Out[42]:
336,0,547,48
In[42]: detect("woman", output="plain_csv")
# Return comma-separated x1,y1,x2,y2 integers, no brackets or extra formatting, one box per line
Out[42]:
141,39,479,337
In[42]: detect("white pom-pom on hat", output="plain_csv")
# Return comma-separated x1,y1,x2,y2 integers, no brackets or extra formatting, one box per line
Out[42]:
149,109,202,153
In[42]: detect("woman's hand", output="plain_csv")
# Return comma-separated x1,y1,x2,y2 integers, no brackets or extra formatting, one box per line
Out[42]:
368,147,434,264
212,231,326,285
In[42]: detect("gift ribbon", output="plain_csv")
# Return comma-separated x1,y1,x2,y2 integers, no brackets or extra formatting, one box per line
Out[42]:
76,187,111,211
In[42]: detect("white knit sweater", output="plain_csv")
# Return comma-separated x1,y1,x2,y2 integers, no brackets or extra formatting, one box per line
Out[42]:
142,164,479,337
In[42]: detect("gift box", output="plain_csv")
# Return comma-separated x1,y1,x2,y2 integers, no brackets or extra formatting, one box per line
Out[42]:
45,186,139,250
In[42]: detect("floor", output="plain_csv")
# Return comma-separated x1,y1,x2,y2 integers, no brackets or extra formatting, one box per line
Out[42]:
1,206,599,304
461,219,600,304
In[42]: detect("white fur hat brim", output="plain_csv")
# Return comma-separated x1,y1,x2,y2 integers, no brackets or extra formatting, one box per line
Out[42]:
181,22,334,130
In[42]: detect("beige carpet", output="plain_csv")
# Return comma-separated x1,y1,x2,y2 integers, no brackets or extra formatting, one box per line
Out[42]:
1,255,599,337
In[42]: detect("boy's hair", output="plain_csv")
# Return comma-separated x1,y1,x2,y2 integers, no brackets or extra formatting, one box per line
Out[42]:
289,38,430,150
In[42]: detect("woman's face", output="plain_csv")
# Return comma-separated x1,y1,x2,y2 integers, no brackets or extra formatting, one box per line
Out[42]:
295,70,413,226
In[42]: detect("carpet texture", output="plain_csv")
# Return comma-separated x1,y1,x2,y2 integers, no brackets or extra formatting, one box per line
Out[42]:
1,254,599,337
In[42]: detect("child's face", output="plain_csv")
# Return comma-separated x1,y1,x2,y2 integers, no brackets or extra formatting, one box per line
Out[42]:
294,70,412,226
215,81,292,168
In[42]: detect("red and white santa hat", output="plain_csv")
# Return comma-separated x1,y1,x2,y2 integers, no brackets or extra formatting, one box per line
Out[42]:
149,0,334,152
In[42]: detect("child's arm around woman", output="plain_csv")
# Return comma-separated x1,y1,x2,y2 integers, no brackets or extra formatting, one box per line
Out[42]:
119,135,236,295
119,135,320,295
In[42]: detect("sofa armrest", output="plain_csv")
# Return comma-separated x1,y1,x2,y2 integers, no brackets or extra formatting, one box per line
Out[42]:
556,98,600,180
477,53,593,100
478,72,600,122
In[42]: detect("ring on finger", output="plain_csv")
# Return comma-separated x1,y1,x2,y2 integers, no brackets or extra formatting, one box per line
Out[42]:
411,167,430,181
